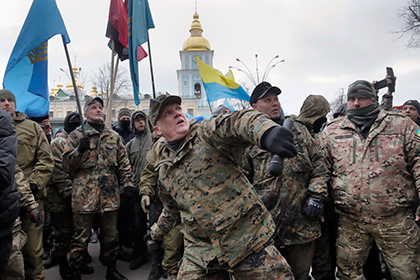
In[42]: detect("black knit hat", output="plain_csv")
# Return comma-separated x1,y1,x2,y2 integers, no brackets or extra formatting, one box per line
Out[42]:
402,100,420,114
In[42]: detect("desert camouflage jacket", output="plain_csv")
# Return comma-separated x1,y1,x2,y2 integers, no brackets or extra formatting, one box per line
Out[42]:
45,130,72,213
14,112,53,200
319,109,420,221
63,121,133,213
150,110,279,269
243,120,328,246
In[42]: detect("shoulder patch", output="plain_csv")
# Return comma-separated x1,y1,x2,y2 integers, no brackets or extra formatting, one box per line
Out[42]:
106,139,117,144
415,128,420,141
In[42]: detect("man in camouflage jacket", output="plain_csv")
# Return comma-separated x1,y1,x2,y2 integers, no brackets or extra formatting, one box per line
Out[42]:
145,94,298,280
45,112,81,279
243,83,328,280
0,89,53,280
319,80,420,280
63,97,132,280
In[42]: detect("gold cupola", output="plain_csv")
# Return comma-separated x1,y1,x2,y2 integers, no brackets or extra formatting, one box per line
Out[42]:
66,66,84,91
182,12,210,51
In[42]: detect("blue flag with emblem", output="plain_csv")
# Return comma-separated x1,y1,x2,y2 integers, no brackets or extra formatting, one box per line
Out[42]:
3,0,70,118
128,0,155,106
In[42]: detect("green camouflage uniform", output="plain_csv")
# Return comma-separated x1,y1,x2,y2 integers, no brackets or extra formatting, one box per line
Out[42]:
243,119,328,280
14,111,53,280
45,129,74,258
63,121,133,268
150,110,294,279
319,109,420,280
296,95,336,280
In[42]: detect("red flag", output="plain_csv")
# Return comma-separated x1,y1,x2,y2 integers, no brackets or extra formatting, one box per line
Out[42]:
106,0,147,61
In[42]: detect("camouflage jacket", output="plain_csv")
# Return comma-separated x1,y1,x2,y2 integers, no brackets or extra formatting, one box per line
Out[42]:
150,110,278,269
45,130,72,213
319,109,420,221
15,163,38,212
63,122,133,213
139,138,163,201
14,112,53,200
243,120,328,246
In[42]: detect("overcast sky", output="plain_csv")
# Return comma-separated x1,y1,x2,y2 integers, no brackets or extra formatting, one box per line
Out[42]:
0,0,418,115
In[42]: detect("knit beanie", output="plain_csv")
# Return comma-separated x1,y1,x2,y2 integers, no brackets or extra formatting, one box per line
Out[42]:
347,80,377,102
402,100,420,114
0,89,16,103
118,108,131,120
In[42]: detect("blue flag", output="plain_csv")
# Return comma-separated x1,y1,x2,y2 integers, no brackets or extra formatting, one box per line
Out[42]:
3,0,70,118
128,0,155,106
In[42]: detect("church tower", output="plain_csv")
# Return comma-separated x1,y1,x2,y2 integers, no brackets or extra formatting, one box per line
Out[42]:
177,10,214,110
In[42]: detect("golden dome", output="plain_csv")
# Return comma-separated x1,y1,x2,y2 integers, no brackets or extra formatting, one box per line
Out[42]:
50,86,58,96
89,84,99,96
182,12,210,51
57,82,63,89
66,65,84,91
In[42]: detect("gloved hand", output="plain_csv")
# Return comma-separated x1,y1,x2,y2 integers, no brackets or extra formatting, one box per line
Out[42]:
262,126,297,158
77,136,90,153
141,195,150,214
305,197,324,220
29,208,43,226
120,187,135,205
143,232,152,243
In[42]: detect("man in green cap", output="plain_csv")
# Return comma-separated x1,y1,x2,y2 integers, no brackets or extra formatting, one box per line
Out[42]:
0,88,53,280
144,93,298,279
319,80,420,279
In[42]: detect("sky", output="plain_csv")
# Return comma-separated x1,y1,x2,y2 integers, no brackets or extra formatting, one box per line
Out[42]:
0,0,419,116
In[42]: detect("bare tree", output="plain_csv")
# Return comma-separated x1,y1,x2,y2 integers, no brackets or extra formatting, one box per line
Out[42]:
91,63,132,108
330,88,346,114
395,0,420,48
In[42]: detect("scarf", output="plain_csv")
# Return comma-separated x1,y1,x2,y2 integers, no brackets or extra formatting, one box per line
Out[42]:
347,102,380,139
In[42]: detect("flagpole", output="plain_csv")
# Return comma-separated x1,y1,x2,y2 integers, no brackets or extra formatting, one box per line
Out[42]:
106,41,118,128
147,31,156,99
62,36,85,136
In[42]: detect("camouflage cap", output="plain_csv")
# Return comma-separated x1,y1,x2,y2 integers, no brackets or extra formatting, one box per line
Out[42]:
149,94,182,126
84,96,104,112
347,80,376,101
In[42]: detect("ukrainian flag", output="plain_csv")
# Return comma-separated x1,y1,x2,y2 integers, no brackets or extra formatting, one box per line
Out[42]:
196,56,250,103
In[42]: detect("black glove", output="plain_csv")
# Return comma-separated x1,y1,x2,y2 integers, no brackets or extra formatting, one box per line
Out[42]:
78,136,90,153
143,232,152,243
120,187,135,205
262,126,297,158
305,197,324,220
29,208,43,226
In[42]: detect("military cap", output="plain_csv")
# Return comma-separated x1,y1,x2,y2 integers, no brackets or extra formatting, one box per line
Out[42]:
149,94,181,126
250,81,281,105
84,96,104,112
347,80,376,101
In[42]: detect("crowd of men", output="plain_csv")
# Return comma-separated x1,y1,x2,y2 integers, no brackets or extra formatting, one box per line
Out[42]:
0,74,419,280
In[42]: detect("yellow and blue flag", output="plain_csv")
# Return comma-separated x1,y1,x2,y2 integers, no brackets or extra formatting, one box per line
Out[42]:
195,56,249,103
128,0,155,105
3,0,70,118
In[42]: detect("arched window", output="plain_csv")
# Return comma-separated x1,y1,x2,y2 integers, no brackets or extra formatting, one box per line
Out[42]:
194,83,201,99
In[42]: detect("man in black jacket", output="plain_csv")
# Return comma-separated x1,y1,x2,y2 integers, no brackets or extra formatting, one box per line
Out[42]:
0,110,20,279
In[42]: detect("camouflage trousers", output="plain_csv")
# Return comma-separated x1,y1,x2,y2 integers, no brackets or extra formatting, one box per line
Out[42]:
278,241,314,280
3,224,27,280
162,224,183,275
50,212,73,258
311,219,337,280
70,211,119,269
178,243,294,280
337,210,420,280
20,200,45,280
